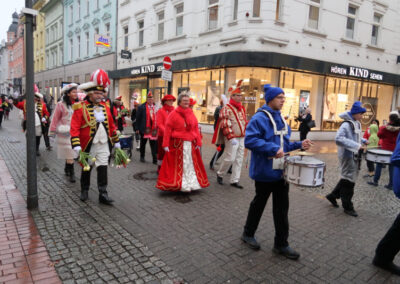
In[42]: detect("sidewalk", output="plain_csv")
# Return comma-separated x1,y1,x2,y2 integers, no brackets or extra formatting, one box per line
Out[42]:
0,158,60,284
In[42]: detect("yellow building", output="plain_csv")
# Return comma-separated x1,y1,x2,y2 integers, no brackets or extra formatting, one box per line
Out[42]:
33,0,47,73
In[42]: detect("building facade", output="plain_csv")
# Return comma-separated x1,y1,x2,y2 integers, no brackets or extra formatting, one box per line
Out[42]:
7,12,25,96
111,0,400,138
33,0,47,74
0,41,9,95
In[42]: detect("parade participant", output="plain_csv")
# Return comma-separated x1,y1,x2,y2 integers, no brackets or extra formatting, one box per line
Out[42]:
131,101,140,150
70,69,120,205
49,83,79,183
363,120,380,178
0,95,7,127
111,96,127,132
14,87,50,156
368,112,400,189
155,94,176,172
326,101,368,217
213,80,247,188
156,93,209,192
241,84,312,259
372,133,400,276
135,92,158,164
296,107,312,141
209,98,225,170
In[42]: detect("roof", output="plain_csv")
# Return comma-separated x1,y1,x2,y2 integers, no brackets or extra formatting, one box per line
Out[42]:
7,12,19,33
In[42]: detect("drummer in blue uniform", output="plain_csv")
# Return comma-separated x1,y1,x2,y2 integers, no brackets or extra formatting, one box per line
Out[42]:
241,84,312,260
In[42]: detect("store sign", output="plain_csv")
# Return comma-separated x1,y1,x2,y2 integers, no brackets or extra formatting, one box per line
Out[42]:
121,50,131,59
330,66,383,81
130,64,163,75
95,34,111,48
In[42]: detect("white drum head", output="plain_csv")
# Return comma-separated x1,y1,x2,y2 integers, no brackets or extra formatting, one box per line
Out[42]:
367,149,393,156
287,156,325,166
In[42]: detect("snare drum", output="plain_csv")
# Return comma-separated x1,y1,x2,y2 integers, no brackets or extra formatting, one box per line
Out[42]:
284,156,325,187
365,149,393,164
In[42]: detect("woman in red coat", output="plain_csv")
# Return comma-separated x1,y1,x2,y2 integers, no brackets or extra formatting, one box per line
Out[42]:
156,93,209,192
156,94,176,172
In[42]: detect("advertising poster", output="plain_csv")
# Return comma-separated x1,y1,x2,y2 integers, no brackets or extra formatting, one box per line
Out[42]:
361,97,377,125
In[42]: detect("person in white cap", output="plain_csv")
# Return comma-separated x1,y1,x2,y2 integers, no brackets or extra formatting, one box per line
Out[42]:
14,86,50,156
49,83,79,183
70,69,120,205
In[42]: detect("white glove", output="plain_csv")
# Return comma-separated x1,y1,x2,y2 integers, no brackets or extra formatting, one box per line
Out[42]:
164,147,169,152
195,145,201,151
231,138,238,146
41,117,47,123
73,146,81,156
114,142,121,149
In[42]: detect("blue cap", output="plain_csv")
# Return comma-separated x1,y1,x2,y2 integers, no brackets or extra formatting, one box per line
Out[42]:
350,101,366,115
264,84,284,103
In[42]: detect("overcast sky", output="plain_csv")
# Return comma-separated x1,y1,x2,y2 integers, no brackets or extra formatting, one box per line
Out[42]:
0,0,25,42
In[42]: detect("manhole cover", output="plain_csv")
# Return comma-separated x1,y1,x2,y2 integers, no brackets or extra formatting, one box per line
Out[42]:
174,195,192,203
7,138,20,143
133,171,158,181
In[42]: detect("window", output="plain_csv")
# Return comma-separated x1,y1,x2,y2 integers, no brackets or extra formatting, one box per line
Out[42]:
208,0,219,30
95,0,99,10
307,0,320,29
59,46,62,65
157,11,165,41
95,28,99,53
123,26,129,49
69,38,73,60
175,4,184,36
105,23,110,37
77,36,81,58
233,0,238,20
371,13,381,46
86,0,89,16
69,5,73,24
46,51,49,69
346,5,357,39
276,0,284,21
253,0,261,17
46,29,49,44
138,20,144,47
85,32,89,56
77,0,80,19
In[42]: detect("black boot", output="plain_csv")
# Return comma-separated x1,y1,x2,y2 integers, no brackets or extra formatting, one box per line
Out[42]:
68,163,76,183
97,166,113,205
80,167,91,202
64,162,69,176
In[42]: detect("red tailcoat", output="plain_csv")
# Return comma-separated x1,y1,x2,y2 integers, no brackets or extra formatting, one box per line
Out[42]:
14,100,50,121
70,100,119,152
156,109,209,191
112,104,126,124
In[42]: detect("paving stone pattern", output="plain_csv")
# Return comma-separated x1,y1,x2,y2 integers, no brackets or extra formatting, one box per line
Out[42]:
1,111,400,283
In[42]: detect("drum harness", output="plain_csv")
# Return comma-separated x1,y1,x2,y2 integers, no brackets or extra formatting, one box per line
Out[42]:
340,119,363,167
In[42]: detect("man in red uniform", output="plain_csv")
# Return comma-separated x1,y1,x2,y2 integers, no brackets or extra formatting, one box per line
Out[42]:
156,94,175,172
111,95,127,132
70,69,120,205
14,91,50,156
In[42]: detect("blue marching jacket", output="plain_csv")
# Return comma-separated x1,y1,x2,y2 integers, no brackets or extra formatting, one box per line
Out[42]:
391,134,400,198
245,105,302,182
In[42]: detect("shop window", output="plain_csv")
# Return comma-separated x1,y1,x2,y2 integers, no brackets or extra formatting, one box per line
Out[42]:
280,70,323,130
149,77,168,108
119,77,147,110
175,4,184,36
307,0,320,30
346,5,357,39
208,0,219,30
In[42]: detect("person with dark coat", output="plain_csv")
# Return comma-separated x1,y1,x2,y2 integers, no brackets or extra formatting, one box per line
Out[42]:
372,132,400,276
296,108,312,141
131,101,140,150
134,92,158,164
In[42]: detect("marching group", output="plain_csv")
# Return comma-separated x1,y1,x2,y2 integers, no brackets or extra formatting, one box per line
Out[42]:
3,68,400,276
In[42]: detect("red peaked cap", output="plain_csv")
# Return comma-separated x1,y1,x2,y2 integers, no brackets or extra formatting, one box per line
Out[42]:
147,91,153,98
228,79,243,95
90,69,111,88
162,94,176,102
115,95,122,101
189,98,196,106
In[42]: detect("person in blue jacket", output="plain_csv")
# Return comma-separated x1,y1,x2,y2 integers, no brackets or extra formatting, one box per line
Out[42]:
372,133,400,276
241,84,312,260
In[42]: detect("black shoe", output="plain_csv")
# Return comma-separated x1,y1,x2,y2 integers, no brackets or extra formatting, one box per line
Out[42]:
217,175,223,185
273,246,300,260
230,183,243,189
227,167,232,174
80,190,89,202
140,157,145,163
325,194,339,208
384,184,393,190
367,181,378,186
241,233,260,250
99,193,114,205
46,146,52,151
69,165,76,183
153,160,157,165
344,209,358,217
373,257,400,276
36,152,40,157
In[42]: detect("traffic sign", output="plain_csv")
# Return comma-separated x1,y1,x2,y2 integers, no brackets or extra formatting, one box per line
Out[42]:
163,56,172,70
161,70,172,81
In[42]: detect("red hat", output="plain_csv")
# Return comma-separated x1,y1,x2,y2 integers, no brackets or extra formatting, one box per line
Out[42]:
228,79,243,95
189,98,196,106
133,101,139,106
162,94,176,102
147,91,153,99
115,95,122,101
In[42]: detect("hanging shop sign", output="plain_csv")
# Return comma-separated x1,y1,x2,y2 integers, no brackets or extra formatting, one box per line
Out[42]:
330,65,383,81
130,64,164,75
121,50,132,59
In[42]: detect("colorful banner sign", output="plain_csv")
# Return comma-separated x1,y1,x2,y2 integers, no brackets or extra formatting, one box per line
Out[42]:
95,34,111,48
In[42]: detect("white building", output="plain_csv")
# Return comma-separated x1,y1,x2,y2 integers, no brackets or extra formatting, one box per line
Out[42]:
0,40,9,95
111,0,400,138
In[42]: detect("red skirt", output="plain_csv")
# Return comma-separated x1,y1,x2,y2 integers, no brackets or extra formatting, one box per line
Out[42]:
156,138,209,191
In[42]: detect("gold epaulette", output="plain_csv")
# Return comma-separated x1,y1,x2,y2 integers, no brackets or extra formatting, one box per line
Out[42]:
72,103,83,111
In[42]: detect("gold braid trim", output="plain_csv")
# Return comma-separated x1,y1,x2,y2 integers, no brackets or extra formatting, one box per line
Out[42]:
81,103,97,129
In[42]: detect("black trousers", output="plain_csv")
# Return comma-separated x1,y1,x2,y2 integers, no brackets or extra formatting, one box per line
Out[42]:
0,111,3,126
375,213,400,263
140,135,157,161
367,160,375,173
244,179,289,248
329,179,355,210
41,124,50,148
300,130,309,141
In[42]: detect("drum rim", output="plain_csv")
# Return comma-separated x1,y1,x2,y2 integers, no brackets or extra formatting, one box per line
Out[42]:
285,157,325,167
366,149,393,156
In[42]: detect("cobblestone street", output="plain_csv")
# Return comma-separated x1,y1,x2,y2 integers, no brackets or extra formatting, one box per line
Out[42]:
0,110,400,283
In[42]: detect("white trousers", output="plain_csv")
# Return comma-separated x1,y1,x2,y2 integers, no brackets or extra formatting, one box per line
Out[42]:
90,142,110,167
217,137,245,183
